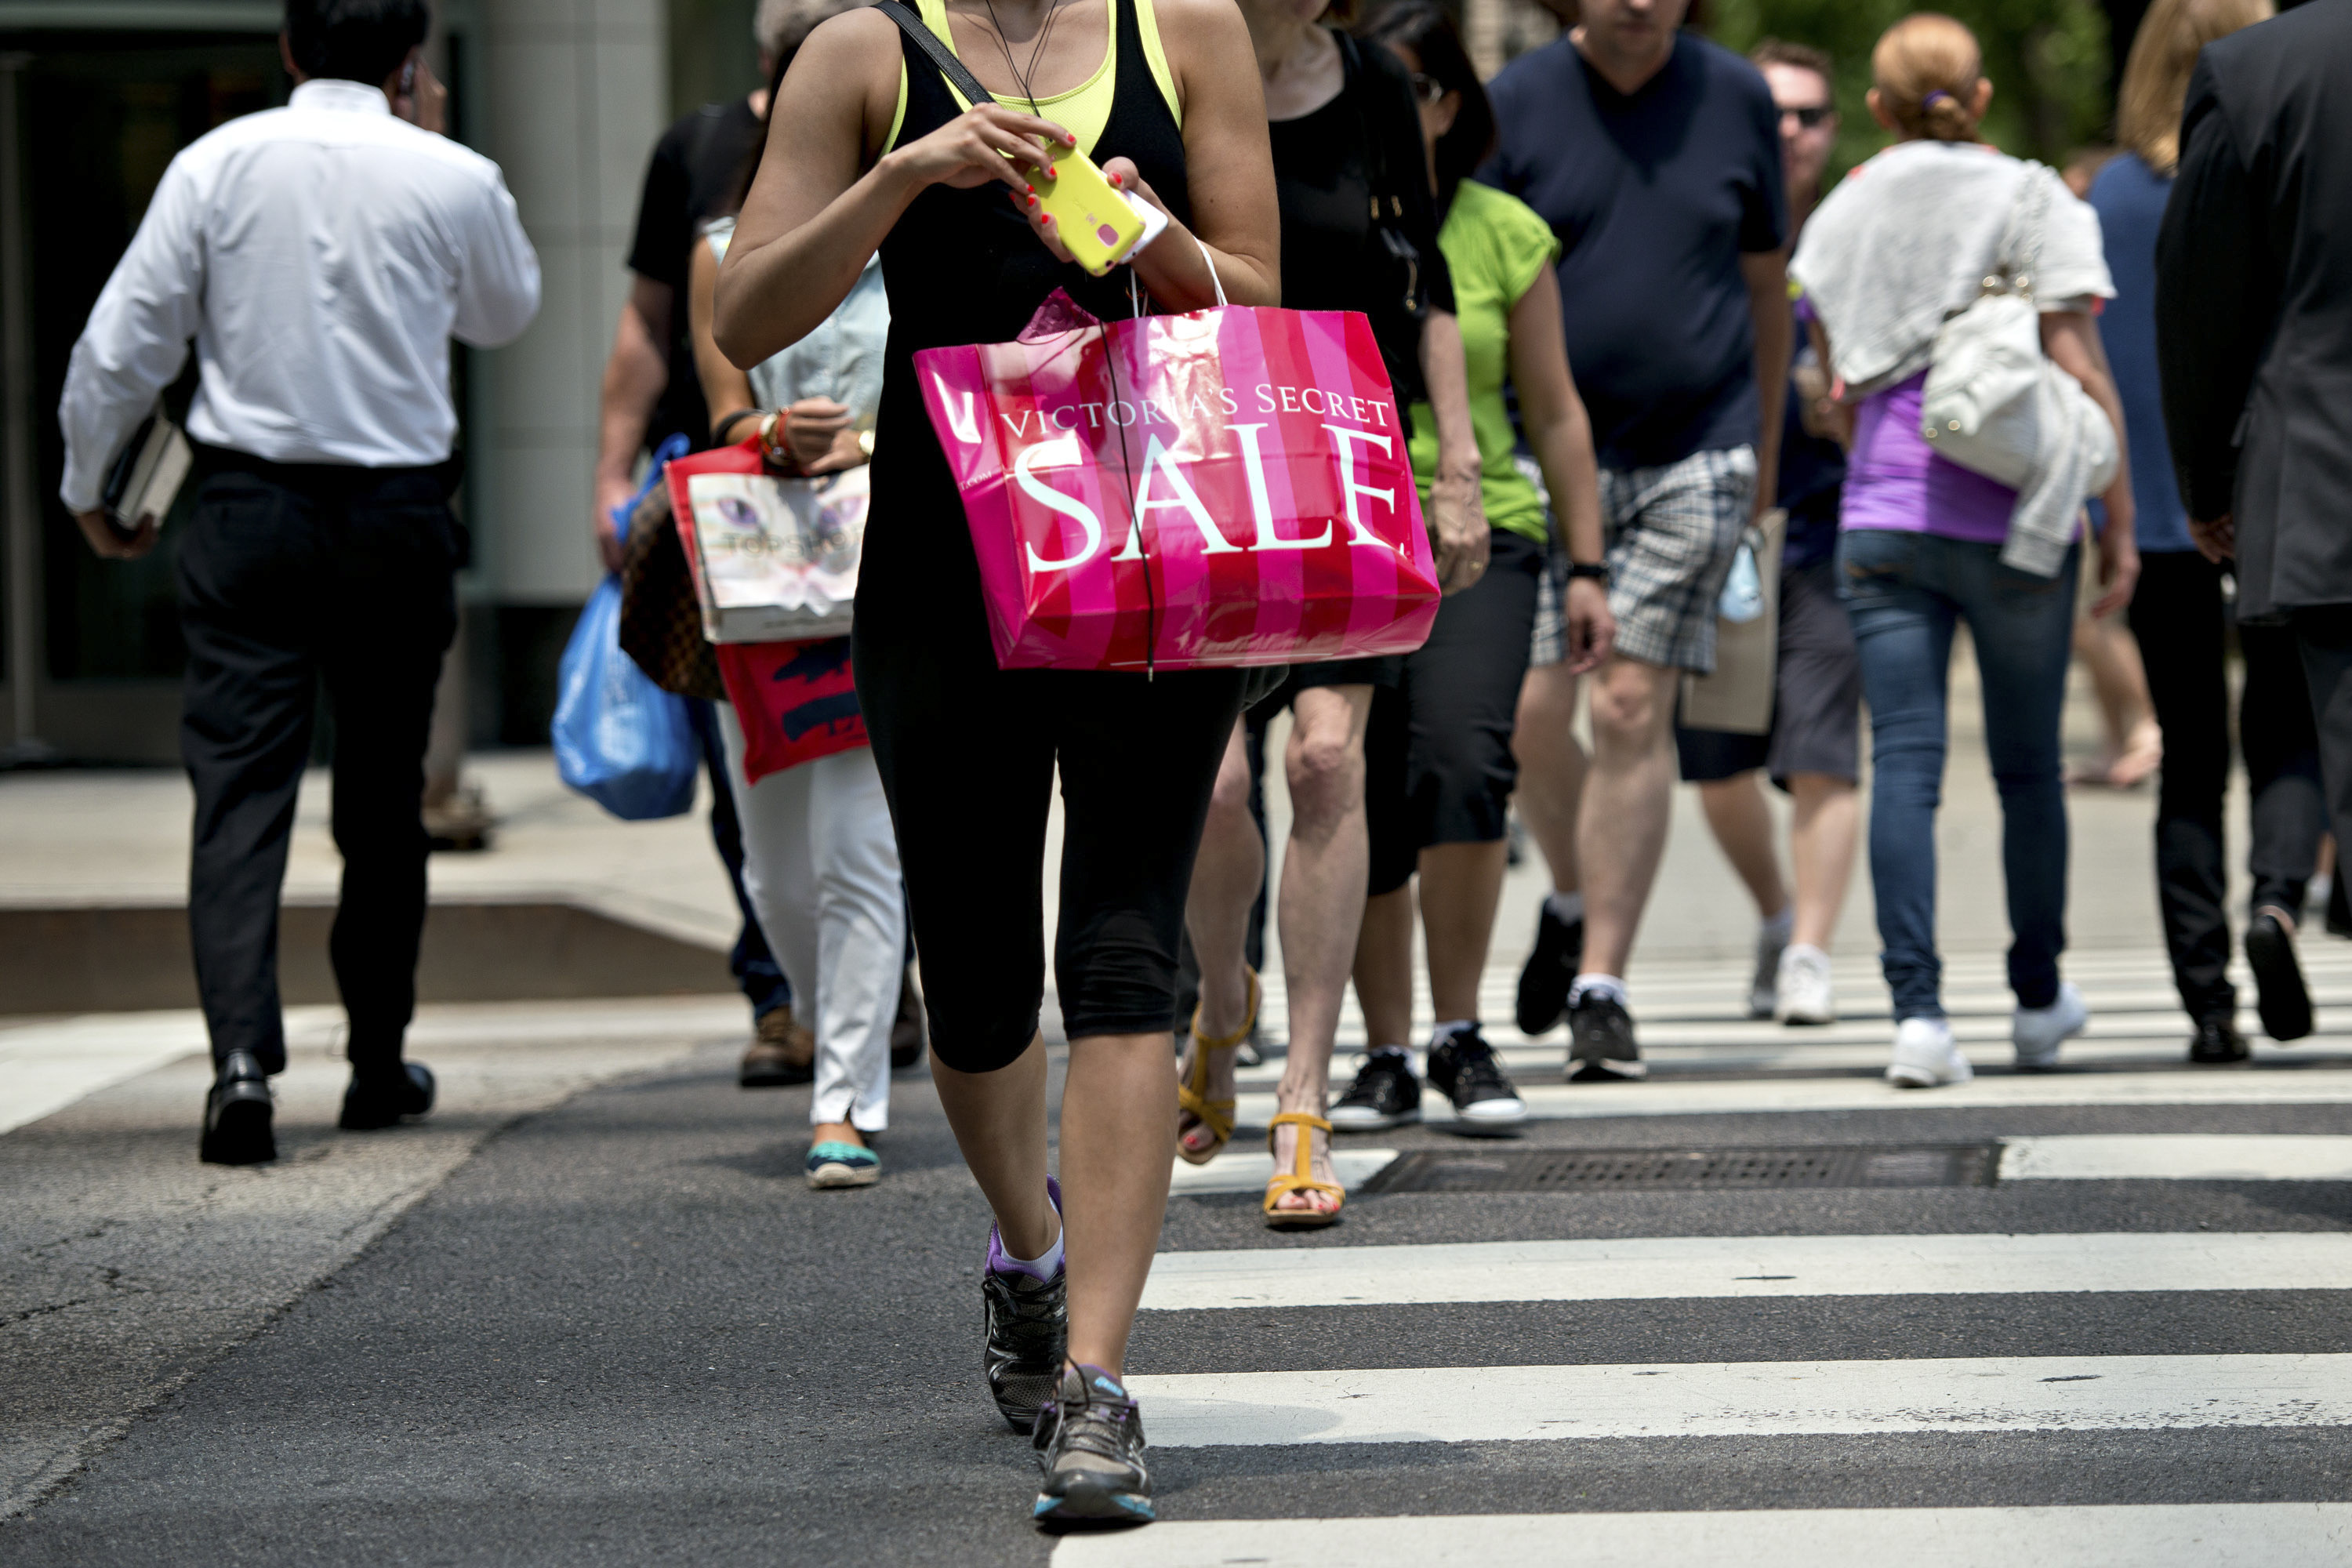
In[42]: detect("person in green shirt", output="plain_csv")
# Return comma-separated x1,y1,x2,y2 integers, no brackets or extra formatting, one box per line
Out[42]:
1330,0,1617,1135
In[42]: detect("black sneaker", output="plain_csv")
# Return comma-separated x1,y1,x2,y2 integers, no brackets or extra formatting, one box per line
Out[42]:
1328,1050,1421,1131
1515,906,1584,1036
1566,993,1646,1082
2189,1015,2252,1065
1032,1363,1152,1527
983,1178,1067,1431
339,1061,435,1131
1425,1029,1526,1134
199,1049,275,1166
2245,909,2313,1043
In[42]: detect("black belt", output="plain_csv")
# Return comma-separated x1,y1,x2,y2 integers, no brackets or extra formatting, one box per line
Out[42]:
192,441,464,501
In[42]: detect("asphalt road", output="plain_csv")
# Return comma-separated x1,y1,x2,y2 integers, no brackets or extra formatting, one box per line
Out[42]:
5,940,2352,1566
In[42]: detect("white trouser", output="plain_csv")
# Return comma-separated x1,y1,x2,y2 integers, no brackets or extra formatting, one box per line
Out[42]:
717,709,903,1131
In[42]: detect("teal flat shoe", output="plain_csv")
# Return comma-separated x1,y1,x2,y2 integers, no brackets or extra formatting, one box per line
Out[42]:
806,1140,880,1189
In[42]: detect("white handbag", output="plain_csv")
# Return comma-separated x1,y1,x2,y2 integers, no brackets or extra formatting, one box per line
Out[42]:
1918,166,2108,492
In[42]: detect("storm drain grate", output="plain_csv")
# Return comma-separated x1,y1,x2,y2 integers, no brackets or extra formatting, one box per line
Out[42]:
1359,1143,1999,1195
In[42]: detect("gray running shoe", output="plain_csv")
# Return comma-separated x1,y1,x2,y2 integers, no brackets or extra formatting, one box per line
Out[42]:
982,1178,1066,1431
1032,1363,1153,1527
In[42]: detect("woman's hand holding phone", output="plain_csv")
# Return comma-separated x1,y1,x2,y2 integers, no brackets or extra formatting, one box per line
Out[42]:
884,103,1080,263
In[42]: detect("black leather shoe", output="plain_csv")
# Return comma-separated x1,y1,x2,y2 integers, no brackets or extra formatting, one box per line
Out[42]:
200,1050,276,1165
339,1062,435,1131
2188,1017,2252,1065
2245,909,2314,1043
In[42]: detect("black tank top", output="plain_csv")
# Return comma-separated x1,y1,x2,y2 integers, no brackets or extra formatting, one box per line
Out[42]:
866,0,1190,638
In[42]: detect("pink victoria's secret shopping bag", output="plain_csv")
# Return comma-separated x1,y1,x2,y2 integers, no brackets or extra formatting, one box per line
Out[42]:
914,289,1440,671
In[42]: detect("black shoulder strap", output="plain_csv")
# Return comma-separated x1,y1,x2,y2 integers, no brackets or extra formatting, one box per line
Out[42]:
876,0,999,107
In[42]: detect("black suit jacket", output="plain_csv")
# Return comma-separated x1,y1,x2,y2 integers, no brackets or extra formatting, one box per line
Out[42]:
2155,0,2352,618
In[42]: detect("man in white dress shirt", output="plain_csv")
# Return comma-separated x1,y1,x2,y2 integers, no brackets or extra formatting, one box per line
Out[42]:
58,0,539,1165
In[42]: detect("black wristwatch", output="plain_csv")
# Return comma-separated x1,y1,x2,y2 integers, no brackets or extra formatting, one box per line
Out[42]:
1564,560,1610,583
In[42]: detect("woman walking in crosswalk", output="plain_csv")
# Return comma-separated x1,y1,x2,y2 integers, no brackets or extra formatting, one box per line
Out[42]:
1791,14,2139,1087
686,6,904,1190
1330,2,1614,1145
713,0,1280,1527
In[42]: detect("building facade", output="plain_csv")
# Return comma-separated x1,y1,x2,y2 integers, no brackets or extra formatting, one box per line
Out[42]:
0,0,743,762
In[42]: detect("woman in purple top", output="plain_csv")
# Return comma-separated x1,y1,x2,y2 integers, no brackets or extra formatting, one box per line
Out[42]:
1791,14,2137,1089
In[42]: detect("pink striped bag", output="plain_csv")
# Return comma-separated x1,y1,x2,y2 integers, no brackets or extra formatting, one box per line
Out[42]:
915,270,1440,672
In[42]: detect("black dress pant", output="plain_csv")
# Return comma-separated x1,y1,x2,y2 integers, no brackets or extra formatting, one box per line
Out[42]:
2292,604,2352,927
2129,550,2323,1022
176,452,460,1073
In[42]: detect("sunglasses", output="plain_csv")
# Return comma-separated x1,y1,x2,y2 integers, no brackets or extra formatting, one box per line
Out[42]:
1410,71,1450,106
1780,103,1834,129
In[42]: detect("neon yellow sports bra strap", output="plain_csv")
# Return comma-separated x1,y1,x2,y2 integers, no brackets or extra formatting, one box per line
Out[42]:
884,0,1174,153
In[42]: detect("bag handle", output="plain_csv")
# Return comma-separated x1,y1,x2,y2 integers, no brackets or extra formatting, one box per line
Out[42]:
876,0,1000,108
1192,232,1226,307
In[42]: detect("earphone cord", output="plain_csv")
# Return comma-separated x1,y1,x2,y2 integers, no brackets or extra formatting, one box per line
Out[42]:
981,0,1061,115
1100,313,1152,677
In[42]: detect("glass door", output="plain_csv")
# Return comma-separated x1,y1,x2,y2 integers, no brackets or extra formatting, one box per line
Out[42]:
0,32,281,763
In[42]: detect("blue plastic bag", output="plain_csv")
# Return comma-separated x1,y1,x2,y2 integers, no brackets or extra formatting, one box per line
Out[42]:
551,437,699,820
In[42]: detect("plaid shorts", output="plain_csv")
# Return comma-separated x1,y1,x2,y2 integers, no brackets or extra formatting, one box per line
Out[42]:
1532,445,1757,673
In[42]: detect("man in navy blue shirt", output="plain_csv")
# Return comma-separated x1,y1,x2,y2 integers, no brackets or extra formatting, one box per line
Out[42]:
1488,0,1791,1083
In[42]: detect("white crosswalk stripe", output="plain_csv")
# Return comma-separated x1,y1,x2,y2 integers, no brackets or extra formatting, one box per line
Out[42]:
1127,1354,2352,1446
1138,1230,2352,1312
2000,1134,2352,1181
1233,1069,2352,1127
1232,939,2352,1063
1052,1504,2352,1566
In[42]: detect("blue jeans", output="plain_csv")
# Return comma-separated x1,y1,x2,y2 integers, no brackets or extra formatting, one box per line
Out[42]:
1838,529,2078,1021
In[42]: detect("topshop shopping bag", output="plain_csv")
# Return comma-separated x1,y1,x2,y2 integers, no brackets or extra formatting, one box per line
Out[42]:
552,452,701,821
664,438,866,644
916,279,1440,671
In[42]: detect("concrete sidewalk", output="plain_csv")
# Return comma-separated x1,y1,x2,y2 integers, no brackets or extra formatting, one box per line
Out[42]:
0,632,2183,982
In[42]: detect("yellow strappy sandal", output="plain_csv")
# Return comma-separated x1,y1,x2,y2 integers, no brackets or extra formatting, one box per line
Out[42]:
1177,967,1258,1167
1263,1111,1342,1229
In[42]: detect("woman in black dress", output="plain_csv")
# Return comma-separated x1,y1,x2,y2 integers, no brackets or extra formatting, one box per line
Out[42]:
1175,0,1486,1228
713,0,1279,1527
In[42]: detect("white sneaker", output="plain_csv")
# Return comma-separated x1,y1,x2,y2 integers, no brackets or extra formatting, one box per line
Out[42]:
1749,914,1792,1018
2013,981,2089,1070
1886,1017,1973,1088
1773,944,1836,1025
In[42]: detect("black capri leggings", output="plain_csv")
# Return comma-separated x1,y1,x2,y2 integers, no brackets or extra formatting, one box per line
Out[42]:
1366,530,1542,897
855,613,1245,1075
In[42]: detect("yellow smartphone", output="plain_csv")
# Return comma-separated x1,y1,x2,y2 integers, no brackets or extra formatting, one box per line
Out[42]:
1033,143,1148,277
